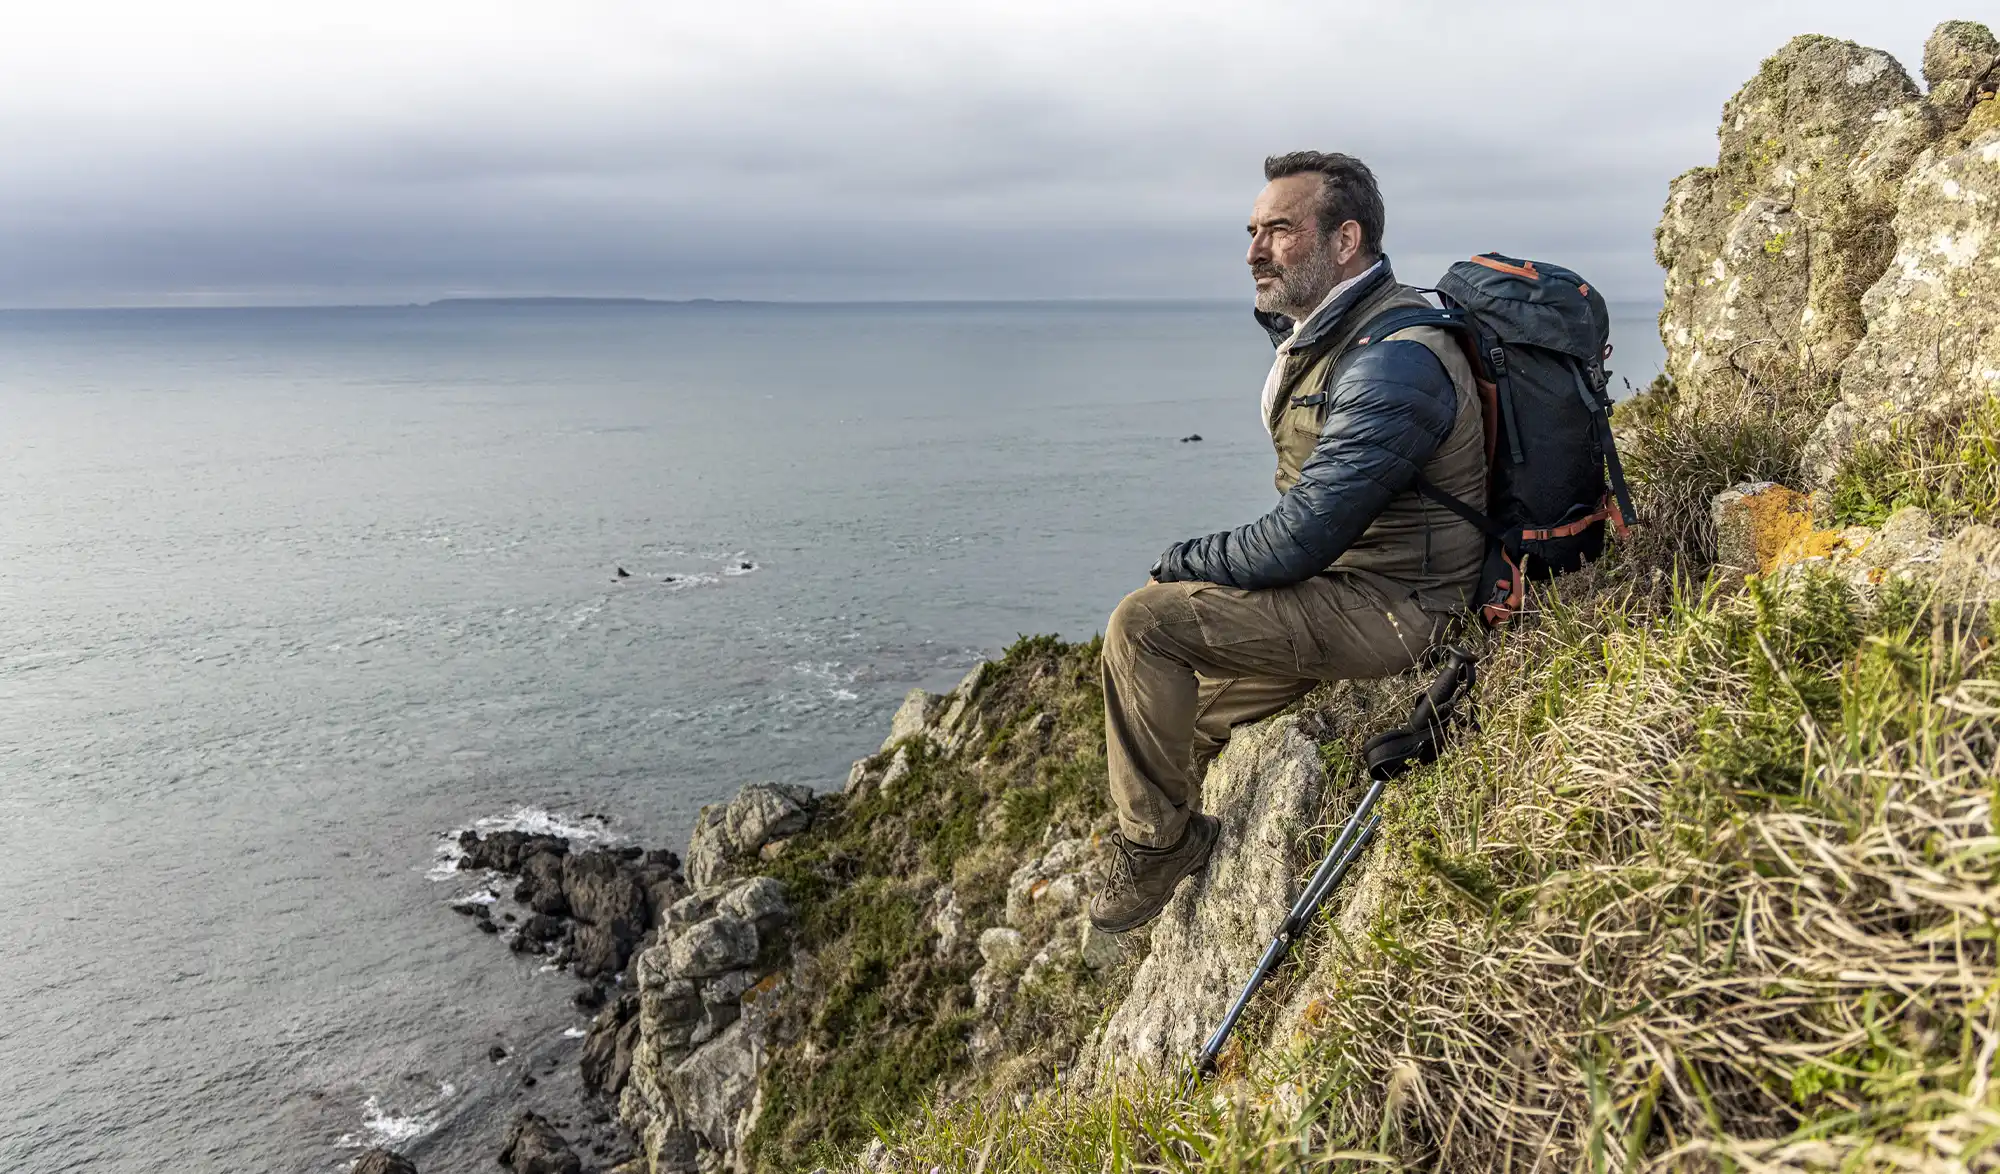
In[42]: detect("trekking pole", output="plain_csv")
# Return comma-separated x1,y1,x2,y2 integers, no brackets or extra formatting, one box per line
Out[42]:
1181,647,1476,1098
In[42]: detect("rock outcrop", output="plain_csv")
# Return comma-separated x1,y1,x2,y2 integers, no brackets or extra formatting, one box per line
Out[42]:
620,788,806,1173
1712,480,2000,602
1654,19,2000,482
1656,34,1924,406
1089,714,1330,1077
455,832,685,983
684,783,814,889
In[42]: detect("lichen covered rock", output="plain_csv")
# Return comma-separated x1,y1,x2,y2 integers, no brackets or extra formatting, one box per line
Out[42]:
1657,33,1922,408
1089,714,1329,1077
685,783,815,890
1808,116,2000,480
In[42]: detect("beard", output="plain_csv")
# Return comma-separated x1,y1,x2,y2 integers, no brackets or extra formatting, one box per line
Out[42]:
1253,242,1339,320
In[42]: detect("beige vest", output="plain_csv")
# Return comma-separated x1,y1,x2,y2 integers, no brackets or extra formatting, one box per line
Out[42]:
1265,281,1488,610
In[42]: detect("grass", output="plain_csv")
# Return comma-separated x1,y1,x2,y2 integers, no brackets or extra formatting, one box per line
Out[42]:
1825,396,2000,529
1616,371,1838,571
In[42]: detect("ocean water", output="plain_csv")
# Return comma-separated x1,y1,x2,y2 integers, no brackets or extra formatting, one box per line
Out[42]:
0,298,1664,1173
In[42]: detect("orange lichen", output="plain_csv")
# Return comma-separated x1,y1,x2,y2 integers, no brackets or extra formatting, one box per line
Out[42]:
1738,485,1817,572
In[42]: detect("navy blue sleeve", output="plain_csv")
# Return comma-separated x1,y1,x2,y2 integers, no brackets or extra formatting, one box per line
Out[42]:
1153,340,1457,590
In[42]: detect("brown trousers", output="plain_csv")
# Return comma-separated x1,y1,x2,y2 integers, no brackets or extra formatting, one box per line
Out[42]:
1102,574,1443,847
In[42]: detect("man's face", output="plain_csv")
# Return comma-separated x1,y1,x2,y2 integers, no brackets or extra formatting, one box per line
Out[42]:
1246,174,1337,319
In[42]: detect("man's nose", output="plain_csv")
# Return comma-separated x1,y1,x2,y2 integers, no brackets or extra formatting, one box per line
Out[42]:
1246,232,1269,266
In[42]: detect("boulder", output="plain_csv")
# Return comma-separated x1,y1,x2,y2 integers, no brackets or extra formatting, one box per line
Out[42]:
664,915,759,980
458,829,569,873
498,1111,581,1174
1807,114,2000,481
562,849,649,935
970,927,1028,1015
880,688,943,752
667,1018,764,1156
561,849,650,976
580,992,643,1097
714,877,791,938
1923,20,1999,89
929,885,965,958
685,784,815,890
351,1150,418,1174
1090,713,1330,1078
664,892,714,927
513,849,569,917
1657,33,1922,410
876,746,914,795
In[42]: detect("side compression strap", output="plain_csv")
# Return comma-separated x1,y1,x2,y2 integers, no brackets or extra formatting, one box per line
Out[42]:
1570,364,1640,530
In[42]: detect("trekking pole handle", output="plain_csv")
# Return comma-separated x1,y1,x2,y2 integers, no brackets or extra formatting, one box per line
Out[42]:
1410,646,1476,730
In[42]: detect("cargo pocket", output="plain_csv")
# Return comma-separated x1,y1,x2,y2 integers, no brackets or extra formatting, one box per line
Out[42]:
1183,582,1315,676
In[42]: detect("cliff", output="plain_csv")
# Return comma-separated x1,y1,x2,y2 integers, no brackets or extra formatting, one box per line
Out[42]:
579,19,2000,1174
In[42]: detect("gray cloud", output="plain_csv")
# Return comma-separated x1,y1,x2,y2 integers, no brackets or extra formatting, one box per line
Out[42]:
0,1,1969,306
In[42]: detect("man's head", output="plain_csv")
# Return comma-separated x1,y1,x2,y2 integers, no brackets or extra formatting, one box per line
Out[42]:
1247,152,1385,319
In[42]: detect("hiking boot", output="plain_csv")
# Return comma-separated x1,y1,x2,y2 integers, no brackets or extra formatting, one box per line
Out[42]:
1089,814,1221,934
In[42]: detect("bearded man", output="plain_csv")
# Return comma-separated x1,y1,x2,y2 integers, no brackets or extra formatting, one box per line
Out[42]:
1089,151,1488,933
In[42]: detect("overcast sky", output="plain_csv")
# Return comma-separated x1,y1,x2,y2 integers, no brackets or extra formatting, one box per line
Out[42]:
0,2,1974,307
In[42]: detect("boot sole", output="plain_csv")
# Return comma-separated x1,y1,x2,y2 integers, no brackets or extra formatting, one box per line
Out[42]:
1089,815,1221,934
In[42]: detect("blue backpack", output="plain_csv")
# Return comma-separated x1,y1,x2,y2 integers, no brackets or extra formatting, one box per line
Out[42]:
1353,254,1638,624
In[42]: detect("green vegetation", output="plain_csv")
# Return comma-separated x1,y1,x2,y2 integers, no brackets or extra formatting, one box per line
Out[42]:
740,633,1121,1172
1616,370,1837,569
1826,396,2000,528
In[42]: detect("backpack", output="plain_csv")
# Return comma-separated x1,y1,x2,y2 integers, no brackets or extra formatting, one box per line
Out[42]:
1352,253,1638,625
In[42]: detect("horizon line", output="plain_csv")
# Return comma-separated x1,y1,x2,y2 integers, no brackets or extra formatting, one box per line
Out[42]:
0,293,1669,314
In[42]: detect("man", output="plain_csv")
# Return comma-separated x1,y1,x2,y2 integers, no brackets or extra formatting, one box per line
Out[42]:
1089,152,1487,933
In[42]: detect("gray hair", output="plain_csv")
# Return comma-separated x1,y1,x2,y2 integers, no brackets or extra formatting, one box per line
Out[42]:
1262,151,1384,256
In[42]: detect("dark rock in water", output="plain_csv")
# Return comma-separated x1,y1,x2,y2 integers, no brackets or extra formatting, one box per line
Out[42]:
520,913,569,947
352,1149,419,1174
572,985,607,1012
579,992,642,1097
501,912,517,924
498,1111,580,1174
614,844,644,862
447,898,488,917
1180,433,1203,443
520,1073,537,1089
643,847,682,873
475,918,499,935
459,830,570,873
562,849,649,976
513,850,570,917
488,1044,508,1062
614,566,630,578
569,924,627,979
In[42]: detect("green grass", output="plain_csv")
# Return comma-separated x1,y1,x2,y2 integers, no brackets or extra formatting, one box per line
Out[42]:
1825,395,2000,528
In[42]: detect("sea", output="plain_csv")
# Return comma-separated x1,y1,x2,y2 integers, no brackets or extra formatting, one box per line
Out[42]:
0,298,1664,1173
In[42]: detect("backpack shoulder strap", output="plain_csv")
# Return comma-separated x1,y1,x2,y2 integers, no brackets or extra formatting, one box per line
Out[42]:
1412,476,1505,538
1351,306,1471,347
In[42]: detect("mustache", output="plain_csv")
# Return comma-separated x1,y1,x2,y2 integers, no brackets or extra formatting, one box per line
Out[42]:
1250,264,1282,280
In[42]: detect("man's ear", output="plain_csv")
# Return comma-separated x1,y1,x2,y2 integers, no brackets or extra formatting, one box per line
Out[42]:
1333,220,1365,267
